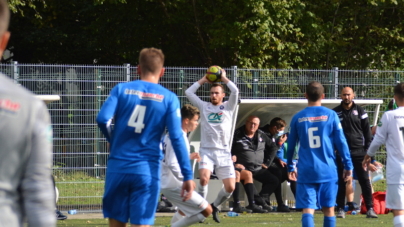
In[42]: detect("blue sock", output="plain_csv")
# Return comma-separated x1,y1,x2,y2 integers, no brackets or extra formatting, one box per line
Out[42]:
302,213,314,227
324,216,336,227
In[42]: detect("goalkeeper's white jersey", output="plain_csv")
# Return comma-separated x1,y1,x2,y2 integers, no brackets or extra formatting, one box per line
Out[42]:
185,81,239,150
368,107,404,184
161,131,189,189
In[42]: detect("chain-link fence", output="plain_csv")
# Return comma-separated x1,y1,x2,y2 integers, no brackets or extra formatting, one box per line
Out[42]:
1,62,400,212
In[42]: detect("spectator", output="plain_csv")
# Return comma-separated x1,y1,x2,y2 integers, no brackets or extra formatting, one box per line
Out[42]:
260,117,295,212
363,82,404,227
97,48,194,227
333,87,378,218
185,68,238,223
0,1,56,226
231,115,280,211
160,104,212,227
287,81,353,227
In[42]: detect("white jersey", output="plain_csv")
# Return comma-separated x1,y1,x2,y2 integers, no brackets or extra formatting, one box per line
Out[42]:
161,131,190,189
185,81,239,150
367,107,404,184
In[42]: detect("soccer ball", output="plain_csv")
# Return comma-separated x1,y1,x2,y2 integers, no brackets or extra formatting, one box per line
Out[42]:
205,65,222,82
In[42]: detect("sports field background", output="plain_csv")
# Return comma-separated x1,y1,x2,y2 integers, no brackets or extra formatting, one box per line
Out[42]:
1,64,396,211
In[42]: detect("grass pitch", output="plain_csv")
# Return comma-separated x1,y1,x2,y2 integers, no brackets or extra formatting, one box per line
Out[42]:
56,211,393,226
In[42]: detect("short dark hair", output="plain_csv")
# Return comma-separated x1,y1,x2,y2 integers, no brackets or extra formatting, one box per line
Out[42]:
306,81,324,102
211,83,225,93
139,48,164,75
388,99,395,110
394,83,404,101
269,117,286,128
181,104,199,121
0,0,9,34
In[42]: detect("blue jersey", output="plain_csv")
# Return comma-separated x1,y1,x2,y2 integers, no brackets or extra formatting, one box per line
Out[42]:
96,80,193,181
286,106,353,183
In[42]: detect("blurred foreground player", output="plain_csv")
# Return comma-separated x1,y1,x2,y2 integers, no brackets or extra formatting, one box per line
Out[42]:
97,48,194,227
0,1,56,226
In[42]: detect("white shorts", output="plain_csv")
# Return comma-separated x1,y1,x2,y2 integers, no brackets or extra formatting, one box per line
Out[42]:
386,184,404,210
199,148,235,180
161,187,209,217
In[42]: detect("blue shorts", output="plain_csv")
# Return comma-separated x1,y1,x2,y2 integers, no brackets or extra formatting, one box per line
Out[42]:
103,171,160,225
296,180,338,209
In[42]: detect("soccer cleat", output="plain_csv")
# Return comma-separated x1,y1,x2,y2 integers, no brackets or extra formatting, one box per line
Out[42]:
211,203,220,223
262,204,273,212
246,204,268,213
366,208,378,218
336,208,345,218
276,204,291,213
56,210,67,220
233,205,252,213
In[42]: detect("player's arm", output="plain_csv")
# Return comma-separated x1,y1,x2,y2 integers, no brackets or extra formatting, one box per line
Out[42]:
22,100,56,226
221,69,239,110
185,78,206,108
332,112,353,180
360,107,373,150
286,117,298,173
96,85,119,143
363,113,388,169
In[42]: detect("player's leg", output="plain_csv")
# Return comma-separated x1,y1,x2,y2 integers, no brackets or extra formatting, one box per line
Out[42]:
335,154,346,218
352,155,377,218
386,184,404,227
103,172,131,227
318,180,338,227
162,187,212,227
296,183,318,227
198,150,214,199
128,164,161,226
210,151,235,223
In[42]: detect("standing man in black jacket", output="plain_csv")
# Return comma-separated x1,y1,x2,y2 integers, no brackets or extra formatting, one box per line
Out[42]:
231,115,280,210
333,87,378,219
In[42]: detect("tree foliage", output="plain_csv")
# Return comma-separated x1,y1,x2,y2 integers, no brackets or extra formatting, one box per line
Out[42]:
6,0,404,69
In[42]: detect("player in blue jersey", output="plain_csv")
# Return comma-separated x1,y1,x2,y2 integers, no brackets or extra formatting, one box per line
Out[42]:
96,48,195,227
286,81,353,227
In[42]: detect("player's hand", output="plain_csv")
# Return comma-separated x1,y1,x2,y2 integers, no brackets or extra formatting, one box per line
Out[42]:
190,152,201,162
288,171,297,181
198,76,211,85
368,163,378,172
362,154,372,171
220,69,230,83
279,134,287,145
261,164,268,169
181,180,196,201
232,155,237,162
235,164,245,170
279,160,286,167
343,169,353,182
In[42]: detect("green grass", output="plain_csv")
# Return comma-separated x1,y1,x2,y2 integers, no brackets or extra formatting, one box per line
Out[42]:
56,212,393,227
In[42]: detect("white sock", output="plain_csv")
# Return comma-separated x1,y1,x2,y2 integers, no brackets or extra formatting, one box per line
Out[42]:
394,215,404,227
170,212,185,224
198,183,208,199
213,187,232,207
172,213,205,227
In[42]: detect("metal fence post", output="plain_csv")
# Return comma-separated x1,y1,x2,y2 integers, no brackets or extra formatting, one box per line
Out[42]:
231,65,238,84
179,70,184,105
13,61,19,84
333,67,339,99
95,68,103,178
125,63,131,82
